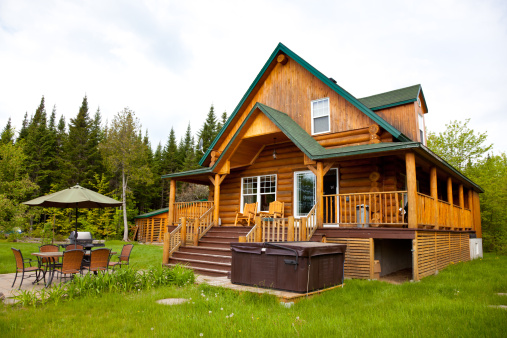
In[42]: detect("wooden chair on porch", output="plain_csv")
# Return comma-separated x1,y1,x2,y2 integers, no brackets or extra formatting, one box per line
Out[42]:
234,202,258,226
259,201,284,219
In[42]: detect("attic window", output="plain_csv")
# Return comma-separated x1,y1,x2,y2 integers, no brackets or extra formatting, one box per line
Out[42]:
311,98,330,135
417,97,421,107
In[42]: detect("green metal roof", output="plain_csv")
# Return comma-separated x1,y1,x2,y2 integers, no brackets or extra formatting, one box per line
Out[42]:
161,167,213,179
358,84,427,111
198,43,411,166
134,207,168,219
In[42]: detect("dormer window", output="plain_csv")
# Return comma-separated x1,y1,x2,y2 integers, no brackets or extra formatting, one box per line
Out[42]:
311,98,330,135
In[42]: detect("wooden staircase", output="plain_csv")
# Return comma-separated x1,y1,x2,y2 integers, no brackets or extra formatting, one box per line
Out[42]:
165,226,251,277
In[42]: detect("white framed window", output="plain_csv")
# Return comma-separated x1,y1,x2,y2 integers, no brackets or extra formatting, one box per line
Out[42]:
294,171,316,217
418,113,425,145
311,98,330,135
241,175,277,212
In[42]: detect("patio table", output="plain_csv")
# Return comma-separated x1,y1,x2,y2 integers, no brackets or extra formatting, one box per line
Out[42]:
32,250,116,287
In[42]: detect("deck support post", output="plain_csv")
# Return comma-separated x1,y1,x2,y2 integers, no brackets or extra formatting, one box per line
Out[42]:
405,152,418,229
447,178,454,230
300,217,307,241
288,216,295,241
472,191,482,237
255,216,262,242
180,217,187,246
168,179,176,225
430,167,439,229
316,162,324,228
162,232,170,264
459,184,464,230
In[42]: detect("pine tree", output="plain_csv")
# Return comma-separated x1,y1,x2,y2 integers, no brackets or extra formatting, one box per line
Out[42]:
87,108,104,178
196,105,218,160
17,112,29,142
178,123,197,171
1,118,14,145
64,95,92,187
217,111,228,132
162,128,179,173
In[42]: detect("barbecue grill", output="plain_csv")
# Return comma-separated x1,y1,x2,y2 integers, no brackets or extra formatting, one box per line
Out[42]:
64,231,105,249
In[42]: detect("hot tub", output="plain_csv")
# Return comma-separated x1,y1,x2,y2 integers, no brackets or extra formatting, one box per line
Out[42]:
230,242,346,293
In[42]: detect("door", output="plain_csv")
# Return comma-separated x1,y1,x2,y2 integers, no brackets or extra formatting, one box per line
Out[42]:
323,168,339,227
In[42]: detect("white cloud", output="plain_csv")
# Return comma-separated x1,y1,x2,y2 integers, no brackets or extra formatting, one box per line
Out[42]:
0,0,506,153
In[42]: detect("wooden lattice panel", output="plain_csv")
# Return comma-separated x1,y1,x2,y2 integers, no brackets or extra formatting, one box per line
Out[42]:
135,217,168,243
326,238,373,279
415,231,470,280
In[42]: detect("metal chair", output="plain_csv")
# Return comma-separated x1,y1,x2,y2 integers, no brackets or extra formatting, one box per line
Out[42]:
38,244,61,278
87,248,111,274
11,248,43,289
54,249,85,281
109,244,133,270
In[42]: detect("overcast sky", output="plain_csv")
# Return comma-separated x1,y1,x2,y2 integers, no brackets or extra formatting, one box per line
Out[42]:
1,0,506,154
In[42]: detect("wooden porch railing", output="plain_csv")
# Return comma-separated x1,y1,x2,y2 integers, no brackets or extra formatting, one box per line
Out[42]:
244,203,318,243
417,193,435,227
136,217,168,243
438,200,451,228
168,223,182,257
324,191,407,227
173,201,213,224
192,206,215,245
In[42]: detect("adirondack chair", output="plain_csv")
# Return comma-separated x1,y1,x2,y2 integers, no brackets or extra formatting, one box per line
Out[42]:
259,201,284,219
234,202,258,226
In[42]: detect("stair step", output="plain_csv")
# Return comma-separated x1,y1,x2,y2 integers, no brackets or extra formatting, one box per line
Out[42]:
169,257,230,271
179,246,232,256
172,251,232,263
200,238,239,244
198,242,231,249
165,263,229,277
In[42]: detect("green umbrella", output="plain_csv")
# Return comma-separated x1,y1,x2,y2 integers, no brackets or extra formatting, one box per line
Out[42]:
23,184,122,244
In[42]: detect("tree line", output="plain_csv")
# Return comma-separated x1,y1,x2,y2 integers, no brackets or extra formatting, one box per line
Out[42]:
0,96,226,240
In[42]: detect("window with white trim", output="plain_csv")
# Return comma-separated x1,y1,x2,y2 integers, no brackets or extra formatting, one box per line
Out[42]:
311,98,330,135
294,171,316,217
241,175,276,212
418,113,426,145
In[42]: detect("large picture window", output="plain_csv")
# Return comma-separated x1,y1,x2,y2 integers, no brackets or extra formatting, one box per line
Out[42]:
241,175,276,212
311,98,330,135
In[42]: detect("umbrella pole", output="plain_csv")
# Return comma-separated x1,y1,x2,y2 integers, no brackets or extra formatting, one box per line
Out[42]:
75,205,78,249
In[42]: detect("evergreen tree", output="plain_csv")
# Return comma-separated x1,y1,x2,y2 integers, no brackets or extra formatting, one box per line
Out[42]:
64,95,93,187
17,112,29,142
196,104,218,160
178,123,197,171
24,96,55,193
87,108,104,177
1,117,14,145
217,111,228,132
162,128,179,173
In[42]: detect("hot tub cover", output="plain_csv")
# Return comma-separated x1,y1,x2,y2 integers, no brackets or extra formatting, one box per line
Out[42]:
231,242,346,257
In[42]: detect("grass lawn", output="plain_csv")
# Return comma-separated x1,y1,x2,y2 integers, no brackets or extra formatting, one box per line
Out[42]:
0,239,163,274
1,243,506,337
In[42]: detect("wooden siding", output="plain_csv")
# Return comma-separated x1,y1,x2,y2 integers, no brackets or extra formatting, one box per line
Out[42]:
214,58,377,157
325,238,374,279
375,103,419,142
414,231,470,280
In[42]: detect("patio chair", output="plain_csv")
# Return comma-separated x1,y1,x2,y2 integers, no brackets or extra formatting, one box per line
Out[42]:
259,201,284,219
234,202,258,226
39,244,61,275
109,244,133,270
54,249,85,281
87,248,111,274
65,244,84,250
11,248,44,289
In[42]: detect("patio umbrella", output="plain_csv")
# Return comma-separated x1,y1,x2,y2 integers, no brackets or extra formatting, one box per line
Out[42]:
23,184,122,245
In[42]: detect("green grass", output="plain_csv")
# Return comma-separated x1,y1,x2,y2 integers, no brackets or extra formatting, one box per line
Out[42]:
1,252,506,337
0,239,163,274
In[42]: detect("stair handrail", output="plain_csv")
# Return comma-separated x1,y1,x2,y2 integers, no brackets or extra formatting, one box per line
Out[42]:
305,202,318,240
245,223,258,242
168,223,183,257
196,205,215,241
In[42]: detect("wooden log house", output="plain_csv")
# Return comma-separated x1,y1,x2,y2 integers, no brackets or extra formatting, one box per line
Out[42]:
155,43,483,281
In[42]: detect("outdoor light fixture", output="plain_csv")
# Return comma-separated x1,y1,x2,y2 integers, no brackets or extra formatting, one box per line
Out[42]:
273,137,277,159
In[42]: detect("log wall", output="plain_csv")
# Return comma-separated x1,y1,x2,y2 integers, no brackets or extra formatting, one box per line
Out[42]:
325,238,374,279
375,103,419,142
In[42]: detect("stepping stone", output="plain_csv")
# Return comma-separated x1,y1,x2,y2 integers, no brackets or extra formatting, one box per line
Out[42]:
156,298,189,305
497,293,507,296
488,305,507,310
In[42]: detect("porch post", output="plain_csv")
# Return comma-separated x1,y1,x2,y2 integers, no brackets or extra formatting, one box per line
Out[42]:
472,191,482,238
430,167,439,229
316,162,324,228
168,179,176,225
447,177,454,230
214,174,220,225
459,184,464,230
467,189,473,230
405,152,418,229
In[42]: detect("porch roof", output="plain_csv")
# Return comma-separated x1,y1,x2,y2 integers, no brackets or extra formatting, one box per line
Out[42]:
163,103,483,192
134,207,168,219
